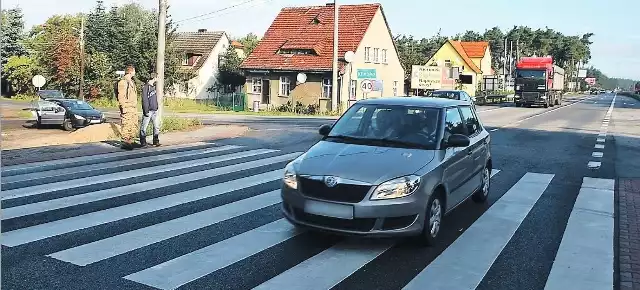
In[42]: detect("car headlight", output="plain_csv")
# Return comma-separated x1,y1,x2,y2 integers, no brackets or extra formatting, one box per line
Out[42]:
540,96,547,99
370,175,421,200
74,114,86,120
283,163,298,189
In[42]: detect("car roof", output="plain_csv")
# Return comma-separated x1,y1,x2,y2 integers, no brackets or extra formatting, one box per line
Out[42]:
432,90,464,93
356,97,469,108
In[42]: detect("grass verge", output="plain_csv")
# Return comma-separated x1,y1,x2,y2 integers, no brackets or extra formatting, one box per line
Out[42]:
138,116,203,136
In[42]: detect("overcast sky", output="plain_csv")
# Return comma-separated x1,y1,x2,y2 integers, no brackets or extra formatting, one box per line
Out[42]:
3,0,639,80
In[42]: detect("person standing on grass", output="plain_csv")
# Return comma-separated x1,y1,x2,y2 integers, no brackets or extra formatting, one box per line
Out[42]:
117,65,139,150
140,72,161,147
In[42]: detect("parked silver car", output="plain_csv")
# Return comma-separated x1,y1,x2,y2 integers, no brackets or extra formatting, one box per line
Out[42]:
281,97,492,245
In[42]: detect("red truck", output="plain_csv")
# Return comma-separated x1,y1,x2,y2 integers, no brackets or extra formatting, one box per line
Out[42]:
514,57,566,108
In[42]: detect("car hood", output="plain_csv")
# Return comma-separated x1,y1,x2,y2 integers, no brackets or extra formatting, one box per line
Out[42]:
295,140,435,185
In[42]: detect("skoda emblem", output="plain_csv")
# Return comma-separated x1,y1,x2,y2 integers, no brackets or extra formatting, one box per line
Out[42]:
324,176,338,188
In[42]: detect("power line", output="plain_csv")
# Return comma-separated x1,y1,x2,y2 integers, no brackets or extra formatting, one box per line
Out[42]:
174,0,261,24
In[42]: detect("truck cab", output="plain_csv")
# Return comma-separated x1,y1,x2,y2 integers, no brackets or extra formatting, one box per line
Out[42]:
514,57,565,108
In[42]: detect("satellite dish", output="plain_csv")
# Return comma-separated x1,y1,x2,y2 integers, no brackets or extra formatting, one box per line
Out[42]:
344,51,355,63
297,73,307,84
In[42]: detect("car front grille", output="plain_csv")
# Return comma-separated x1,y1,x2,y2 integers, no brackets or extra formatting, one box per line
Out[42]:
522,92,540,101
292,209,376,232
299,177,372,203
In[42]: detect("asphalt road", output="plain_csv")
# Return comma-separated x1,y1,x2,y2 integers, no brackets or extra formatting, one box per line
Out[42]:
1,93,637,290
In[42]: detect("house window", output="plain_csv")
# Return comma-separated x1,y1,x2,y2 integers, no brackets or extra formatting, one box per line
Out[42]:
279,76,291,96
364,47,371,62
183,53,200,66
373,48,380,63
322,78,332,99
252,77,262,94
350,79,357,100
393,81,398,96
444,60,452,67
382,49,388,64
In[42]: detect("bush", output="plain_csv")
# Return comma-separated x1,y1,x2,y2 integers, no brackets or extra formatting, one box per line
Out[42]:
89,97,120,109
10,94,38,101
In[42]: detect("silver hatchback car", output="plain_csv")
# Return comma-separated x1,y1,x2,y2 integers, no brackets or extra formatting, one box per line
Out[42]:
280,97,492,245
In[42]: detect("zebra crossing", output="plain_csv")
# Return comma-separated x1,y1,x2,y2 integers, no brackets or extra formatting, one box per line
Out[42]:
1,142,616,290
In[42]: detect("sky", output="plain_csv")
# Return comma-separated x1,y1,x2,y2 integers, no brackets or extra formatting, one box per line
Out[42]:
3,0,640,80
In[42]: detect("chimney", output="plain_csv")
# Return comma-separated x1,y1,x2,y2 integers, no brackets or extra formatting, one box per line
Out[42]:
326,3,334,6
197,29,207,33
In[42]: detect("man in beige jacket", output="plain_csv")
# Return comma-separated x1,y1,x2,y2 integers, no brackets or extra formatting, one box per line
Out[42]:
117,65,139,150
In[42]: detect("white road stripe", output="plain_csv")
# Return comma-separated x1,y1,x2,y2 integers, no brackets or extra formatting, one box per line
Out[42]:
597,138,606,143
403,173,554,290
595,144,605,149
254,240,393,290
587,161,601,169
2,153,295,220
491,169,500,177
1,142,211,174
598,133,607,137
48,190,282,266
592,152,603,158
1,145,242,184
124,219,303,290
1,149,278,200
1,165,293,247
544,178,614,290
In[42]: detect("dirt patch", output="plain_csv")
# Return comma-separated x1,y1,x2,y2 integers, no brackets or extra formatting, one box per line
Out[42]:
68,123,121,143
1,107,33,119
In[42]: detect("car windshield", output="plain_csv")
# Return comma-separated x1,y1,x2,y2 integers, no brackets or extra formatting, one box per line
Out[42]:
61,100,94,110
327,104,441,149
429,91,460,100
38,90,65,98
516,70,546,79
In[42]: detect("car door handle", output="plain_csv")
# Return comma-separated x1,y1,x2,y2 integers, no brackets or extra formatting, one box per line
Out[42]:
467,150,473,155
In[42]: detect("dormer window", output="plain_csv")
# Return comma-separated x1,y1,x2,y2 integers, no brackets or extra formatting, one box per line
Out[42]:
183,53,201,66
278,49,316,55
311,16,321,25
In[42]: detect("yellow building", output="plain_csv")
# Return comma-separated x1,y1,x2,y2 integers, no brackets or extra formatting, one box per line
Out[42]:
425,40,492,96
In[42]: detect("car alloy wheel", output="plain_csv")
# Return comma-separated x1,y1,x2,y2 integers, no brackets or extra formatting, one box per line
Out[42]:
429,198,442,238
473,166,491,203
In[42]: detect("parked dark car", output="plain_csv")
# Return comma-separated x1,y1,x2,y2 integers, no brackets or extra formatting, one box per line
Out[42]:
280,97,492,246
32,98,106,131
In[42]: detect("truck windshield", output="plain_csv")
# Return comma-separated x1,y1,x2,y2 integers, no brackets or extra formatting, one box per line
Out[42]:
517,70,546,79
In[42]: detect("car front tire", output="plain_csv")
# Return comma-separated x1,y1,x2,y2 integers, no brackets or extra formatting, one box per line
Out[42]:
63,119,75,131
417,193,444,246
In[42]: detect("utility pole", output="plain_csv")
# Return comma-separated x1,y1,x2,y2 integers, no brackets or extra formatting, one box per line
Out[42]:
156,0,167,124
509,41,513,77
503,37,507,76
331,0,339,112
79,16,86,101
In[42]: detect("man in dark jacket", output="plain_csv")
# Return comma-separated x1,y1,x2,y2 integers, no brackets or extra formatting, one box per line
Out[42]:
140,73,161,147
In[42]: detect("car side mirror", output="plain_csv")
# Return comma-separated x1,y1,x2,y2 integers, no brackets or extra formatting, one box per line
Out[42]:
319,124,332,136
446,134,470,148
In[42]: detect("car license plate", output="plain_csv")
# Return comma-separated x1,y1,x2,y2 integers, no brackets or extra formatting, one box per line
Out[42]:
304,200,353,219
90,119,101,124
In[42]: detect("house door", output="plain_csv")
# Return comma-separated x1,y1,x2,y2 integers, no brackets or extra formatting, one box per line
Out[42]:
262,80,270,104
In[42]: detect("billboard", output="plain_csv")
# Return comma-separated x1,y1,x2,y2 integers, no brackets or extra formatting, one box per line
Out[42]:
410,65,442,90
578,69,587,78
584,77,596,85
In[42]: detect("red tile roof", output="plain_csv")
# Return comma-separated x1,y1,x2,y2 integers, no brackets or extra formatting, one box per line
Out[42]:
240,3,384,72
460,41,489,58
448,40,482,74
231,40,244,48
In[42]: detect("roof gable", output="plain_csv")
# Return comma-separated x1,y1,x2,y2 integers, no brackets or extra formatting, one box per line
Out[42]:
460,41,489,58
175,31,226,70
240,3,382,71
447,40,482,74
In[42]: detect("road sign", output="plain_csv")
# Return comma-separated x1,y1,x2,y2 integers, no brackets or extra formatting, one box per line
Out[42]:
357,69,376,79
32,75,46,88
361,80,373,93
410,65,442,90
578,69,587,78
585,77,596,85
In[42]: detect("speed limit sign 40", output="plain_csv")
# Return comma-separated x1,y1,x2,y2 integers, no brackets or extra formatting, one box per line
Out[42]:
361,80,373,93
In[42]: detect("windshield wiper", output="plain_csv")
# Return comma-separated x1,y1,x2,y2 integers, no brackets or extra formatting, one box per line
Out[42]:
326,135,365,141
376,138,427,149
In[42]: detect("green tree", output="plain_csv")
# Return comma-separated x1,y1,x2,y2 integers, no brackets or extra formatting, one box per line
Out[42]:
2,55,40,94
482,27,505,72
237,33,260,55
0,8,27,66
216,45,246,92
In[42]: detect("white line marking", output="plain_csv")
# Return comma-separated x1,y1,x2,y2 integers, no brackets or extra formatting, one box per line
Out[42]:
500,96,594,127
592,152,603,158
1,165,294,247
587,161,601,169
254,240,393,290
2,153,296,220
1,145,242,184
1,149,279,200
597,138,606,143
598,133,607,138
1,142,212,174
124,219,303,290
490,128,499,132
403,173,554,290
595,144,605,149
48,190,282,266
544,178,614,290
491,169,500,177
